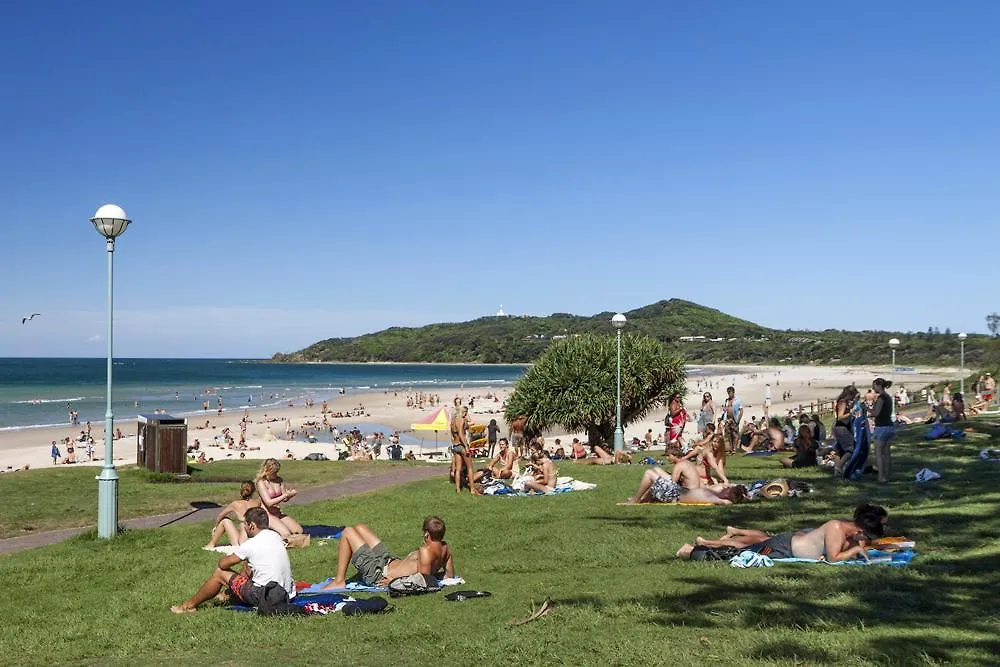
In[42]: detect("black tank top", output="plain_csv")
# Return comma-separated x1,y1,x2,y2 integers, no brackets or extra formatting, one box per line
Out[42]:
872,393,893,427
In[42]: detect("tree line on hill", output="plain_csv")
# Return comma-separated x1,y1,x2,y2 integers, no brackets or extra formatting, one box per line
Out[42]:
271,299,1000,369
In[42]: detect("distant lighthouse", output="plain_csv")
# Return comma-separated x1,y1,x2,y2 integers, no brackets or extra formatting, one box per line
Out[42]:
496,305,506,317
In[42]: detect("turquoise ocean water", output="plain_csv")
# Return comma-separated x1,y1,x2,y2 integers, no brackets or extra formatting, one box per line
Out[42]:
0,359,529,430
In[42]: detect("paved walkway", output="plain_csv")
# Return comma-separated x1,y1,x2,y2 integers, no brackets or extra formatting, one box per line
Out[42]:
0,465,444,555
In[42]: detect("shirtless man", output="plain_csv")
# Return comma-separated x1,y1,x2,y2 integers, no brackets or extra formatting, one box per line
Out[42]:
509,415,527,459
626,460,746,506
321,516,454,589
523,448,557,494
676,503,888,561
487,438,516,479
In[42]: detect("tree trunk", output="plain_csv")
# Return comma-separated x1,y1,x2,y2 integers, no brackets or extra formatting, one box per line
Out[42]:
587,423,613,446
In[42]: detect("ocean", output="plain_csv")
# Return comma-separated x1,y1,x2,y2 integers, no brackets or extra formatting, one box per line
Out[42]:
0,359,528,431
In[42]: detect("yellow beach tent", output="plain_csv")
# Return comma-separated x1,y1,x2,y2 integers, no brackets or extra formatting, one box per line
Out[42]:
410,407,450,454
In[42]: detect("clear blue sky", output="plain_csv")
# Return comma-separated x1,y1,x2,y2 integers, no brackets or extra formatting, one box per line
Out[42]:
1,1,997,357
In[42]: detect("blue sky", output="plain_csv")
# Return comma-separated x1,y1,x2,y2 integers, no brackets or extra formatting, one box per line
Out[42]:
1,1,997,357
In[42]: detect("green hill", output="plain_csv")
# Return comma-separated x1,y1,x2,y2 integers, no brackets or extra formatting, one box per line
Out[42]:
272,298,996,367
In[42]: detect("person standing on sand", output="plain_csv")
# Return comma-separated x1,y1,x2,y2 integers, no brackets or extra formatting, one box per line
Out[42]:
50,441,60,465
722,386,744,455
763,384,772,418
486,418,500,458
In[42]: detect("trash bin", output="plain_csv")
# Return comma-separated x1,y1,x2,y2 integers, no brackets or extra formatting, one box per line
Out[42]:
137,414,188,473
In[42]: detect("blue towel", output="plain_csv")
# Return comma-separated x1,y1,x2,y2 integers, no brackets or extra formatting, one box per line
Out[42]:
299,578,388,595
773,549,917,567
230,592,352,612
302,525,344,540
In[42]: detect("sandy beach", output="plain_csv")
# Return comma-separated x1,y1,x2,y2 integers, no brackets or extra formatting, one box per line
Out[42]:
0,364,962,474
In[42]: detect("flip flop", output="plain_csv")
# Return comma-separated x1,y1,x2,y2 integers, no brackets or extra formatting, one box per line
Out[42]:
445,590,492,602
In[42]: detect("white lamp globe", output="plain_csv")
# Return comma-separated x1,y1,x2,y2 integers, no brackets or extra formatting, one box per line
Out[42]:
611,313,627,329
91,204,131,239
888,338,900,349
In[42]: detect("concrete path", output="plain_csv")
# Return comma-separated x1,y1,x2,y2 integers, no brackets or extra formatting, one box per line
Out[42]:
0,465,443,555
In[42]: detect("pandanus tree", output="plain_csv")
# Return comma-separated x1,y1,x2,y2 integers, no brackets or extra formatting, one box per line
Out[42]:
504,333,686,444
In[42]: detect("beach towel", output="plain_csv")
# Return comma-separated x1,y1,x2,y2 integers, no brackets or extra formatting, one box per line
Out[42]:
773,549,917,567
924,423,949,440
484,478,596,497
302,525,344,540
615,501,716,507
230,592,391,615
841,413,870,481
298,576,465,595
744,451,776,457
730,551,774,568
980,449,1000,462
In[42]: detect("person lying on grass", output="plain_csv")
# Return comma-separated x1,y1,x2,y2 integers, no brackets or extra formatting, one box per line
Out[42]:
576,442,631,465
172,507,294,613
625,461,748,505
204,480,261,549
320,516,454,590
675,502,888,561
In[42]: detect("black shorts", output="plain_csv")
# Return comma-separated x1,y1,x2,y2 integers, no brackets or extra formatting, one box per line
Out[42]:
749,532,794,559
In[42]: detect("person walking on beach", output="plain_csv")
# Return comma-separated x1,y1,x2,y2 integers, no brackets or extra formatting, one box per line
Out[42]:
763,384,772,418
50,441,60,465
870,378,896,484
722,386,744,455
486,418,500,458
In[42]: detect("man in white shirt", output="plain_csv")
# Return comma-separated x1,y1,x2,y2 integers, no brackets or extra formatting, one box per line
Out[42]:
171,507,294,613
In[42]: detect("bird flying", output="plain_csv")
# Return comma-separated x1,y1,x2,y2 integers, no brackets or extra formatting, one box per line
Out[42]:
22,313,41,324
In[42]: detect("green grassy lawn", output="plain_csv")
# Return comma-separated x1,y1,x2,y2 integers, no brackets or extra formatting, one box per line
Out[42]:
1,420,999,665
0,460,418,537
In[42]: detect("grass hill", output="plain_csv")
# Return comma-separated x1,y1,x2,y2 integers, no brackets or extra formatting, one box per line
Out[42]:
272,298,997,367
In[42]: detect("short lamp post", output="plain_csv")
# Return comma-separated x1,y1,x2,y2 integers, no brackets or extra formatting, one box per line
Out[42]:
612,313,627,454
958,333,968,395
889,338,900,420
91,204,131,539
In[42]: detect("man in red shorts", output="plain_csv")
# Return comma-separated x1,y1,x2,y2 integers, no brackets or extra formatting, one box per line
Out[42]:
171,507,294,613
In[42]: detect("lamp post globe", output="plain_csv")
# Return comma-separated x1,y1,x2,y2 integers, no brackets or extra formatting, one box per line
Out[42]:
92,204,131,540
958,333,968,394
612,313,627,454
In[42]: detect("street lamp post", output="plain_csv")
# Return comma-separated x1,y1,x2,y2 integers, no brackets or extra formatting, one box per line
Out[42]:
611,313,627,454
91,204,131,539
889,338,900,420
958,333,967,395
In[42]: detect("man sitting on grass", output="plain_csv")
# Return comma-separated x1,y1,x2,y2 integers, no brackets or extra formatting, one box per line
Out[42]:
486,437,517,479
320,516,454,590
523,446,558,494
675,503,888,561
171,507,293,613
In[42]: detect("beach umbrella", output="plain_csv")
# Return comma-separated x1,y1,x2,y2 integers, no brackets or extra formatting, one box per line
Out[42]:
411,407,450,454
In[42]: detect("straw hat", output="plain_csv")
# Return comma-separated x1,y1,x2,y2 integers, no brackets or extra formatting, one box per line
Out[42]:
761,479,790,499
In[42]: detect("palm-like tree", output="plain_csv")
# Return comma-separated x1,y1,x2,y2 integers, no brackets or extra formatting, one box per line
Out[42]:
504,333,685,444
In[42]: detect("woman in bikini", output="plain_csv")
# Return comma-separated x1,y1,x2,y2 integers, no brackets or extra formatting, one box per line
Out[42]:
254,458,302,538
204,480,261,549
449,402,478,494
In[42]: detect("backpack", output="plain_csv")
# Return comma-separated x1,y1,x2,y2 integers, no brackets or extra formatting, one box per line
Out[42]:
257,581,308,616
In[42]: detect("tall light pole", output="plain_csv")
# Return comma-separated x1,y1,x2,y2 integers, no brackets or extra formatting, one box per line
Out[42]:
611,313,627,454
91,204,131,539
889,338,900,420
958,332,968,395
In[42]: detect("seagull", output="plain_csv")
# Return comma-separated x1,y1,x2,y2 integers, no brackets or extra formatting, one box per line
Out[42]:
22,313,41,324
